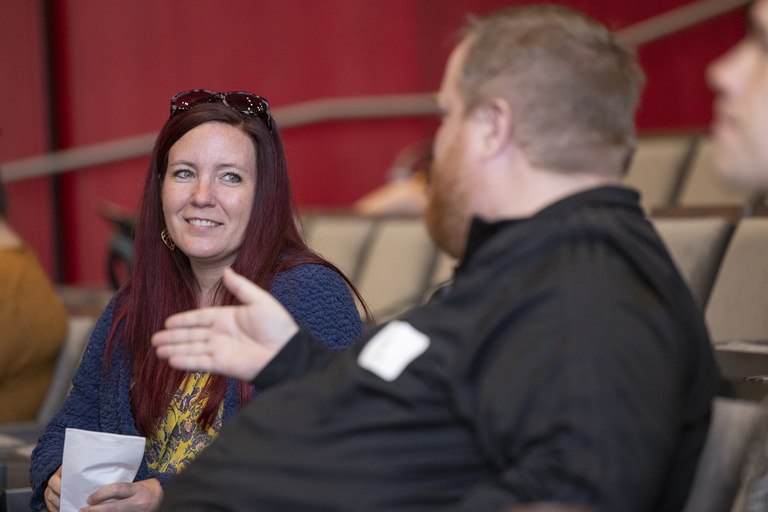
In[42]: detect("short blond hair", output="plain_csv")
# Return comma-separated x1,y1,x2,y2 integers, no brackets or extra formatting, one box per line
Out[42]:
460,4,645,175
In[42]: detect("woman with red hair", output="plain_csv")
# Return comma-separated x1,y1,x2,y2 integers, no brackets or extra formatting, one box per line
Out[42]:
30,91,365,512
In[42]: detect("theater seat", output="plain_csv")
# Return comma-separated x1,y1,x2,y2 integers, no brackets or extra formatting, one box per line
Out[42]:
676,139,754,208
651,216,734,309
0,315,95,442
0,316,95,510
705,218,768,343
302,212,378,283
36,315,96,424
354,217,438,321
0,487,32,512
623,134,696,212
682,397,762,512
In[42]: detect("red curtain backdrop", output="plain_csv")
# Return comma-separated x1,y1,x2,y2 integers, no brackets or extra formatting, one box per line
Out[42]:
0,0,746,286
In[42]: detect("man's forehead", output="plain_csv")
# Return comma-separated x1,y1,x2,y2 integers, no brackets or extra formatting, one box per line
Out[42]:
447,41,469,82
437,40,469,104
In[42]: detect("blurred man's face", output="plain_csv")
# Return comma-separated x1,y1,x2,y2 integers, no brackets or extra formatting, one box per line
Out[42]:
708,0,768,191
426,39,476,260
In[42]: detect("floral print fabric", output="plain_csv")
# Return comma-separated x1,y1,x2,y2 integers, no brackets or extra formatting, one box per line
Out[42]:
145,372,223,475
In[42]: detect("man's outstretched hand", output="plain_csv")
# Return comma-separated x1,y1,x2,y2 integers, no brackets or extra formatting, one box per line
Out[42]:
152,267,299,381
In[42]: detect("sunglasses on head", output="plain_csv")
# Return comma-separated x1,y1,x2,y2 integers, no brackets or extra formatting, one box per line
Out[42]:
169,89,273,131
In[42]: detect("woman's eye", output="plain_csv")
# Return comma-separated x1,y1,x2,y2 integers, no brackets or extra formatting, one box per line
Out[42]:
173,169,194,179
223,173,242,183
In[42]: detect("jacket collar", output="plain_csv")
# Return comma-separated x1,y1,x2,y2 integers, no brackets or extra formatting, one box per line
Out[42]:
461,186,642,265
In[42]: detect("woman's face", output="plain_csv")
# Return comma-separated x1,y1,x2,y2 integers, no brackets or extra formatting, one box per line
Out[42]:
162,121,257,271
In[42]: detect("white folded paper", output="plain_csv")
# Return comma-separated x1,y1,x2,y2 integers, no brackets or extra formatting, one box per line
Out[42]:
60,428,146,512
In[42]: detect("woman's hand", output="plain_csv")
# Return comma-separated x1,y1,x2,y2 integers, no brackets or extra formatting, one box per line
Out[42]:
44,466,62,511
152,267,299,381
82,478,162,512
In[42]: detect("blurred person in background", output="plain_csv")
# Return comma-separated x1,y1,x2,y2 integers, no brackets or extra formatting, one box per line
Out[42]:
0,177,67,423
707,0,768,509
708,0,768,194
29,90,365,512
352,139,431,216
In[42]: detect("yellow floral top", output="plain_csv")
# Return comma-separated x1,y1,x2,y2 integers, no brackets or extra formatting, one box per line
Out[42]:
145,371,224,475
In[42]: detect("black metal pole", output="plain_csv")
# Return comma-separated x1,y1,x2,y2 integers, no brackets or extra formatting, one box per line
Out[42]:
41,0,66,283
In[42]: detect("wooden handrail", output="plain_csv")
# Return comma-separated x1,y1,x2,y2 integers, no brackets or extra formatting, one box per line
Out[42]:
0,0,750,183
0,93,438,182
616,0,749,47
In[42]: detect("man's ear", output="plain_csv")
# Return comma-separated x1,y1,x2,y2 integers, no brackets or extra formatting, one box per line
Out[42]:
472,98,513,158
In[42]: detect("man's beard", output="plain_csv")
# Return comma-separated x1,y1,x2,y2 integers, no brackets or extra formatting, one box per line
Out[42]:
425,159,472,261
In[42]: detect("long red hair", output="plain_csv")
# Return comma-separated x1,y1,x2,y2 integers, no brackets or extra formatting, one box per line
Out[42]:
106,101,364,436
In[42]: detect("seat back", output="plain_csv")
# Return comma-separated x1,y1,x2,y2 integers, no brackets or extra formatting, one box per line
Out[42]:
729,396,768,512
355,217,437,321
677,138,753,208
706,218,768,343
36,315,96,424
0,487,32,512
651,217,734,309
302,213,378,283
623,135,696,213
682,397,762,512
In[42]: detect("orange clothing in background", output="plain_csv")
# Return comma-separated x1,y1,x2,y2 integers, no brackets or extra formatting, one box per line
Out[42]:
0,244,67,422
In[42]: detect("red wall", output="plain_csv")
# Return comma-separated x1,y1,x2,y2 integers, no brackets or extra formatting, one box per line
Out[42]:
0,0,746,286
0,0,57,277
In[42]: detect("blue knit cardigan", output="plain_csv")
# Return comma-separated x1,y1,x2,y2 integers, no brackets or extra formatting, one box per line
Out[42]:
29,264,363,510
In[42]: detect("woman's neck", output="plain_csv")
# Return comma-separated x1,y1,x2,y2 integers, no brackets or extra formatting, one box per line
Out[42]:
191,262,229,307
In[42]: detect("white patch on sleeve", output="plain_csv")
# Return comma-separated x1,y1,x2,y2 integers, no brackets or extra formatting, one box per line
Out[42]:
357,320,431,382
